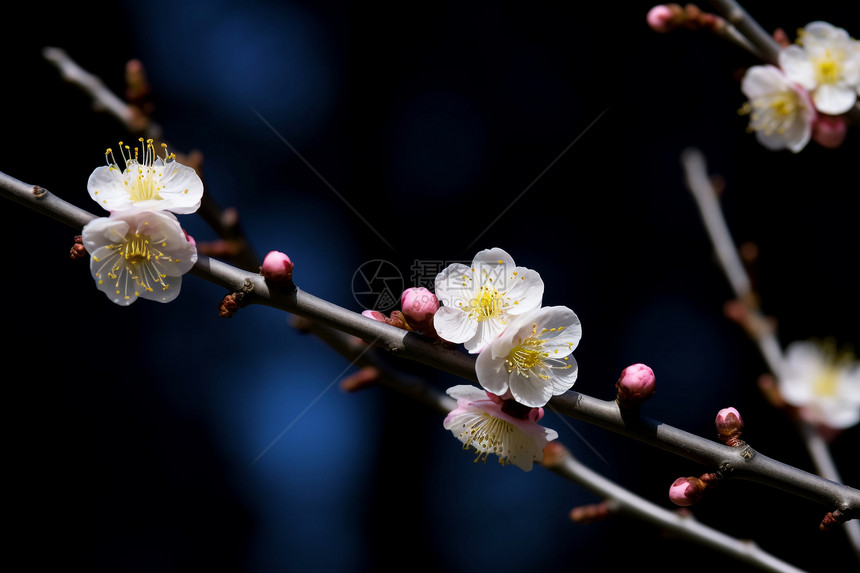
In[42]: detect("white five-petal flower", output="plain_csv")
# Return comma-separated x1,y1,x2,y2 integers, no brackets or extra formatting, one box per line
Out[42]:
443,385,558,472
433,248,544,354
779,21,860,115
740,65,815,153
88,138,204,214
82,209,198,306
476,305,581,408
778,340,860,430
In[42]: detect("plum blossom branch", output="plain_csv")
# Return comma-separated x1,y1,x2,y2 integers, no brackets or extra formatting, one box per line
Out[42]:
703,0,860,126
681,146,860,559
1,168,858,525
43,46,260,271
296,318,808,573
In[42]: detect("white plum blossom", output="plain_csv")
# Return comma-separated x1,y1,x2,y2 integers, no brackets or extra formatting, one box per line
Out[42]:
82,209,198,306
779,339,860,430
740,65,815,153
443,385,558,471
433,247,544,354
476,305,581,408
779,21,860,115
88,138,204,214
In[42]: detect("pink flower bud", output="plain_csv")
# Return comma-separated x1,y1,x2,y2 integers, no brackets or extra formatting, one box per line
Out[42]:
715,407,744,446
400,287,439,324
362,310,387,322
529,407,545,423
616,363,656,405
260,250,293,283
646,5,675,33
812,115,847,149
668,477,707,507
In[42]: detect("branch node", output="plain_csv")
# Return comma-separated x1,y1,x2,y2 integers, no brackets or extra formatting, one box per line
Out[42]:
70,235,86,260
820,509,848,532
32,186,48,199
218,279,255,318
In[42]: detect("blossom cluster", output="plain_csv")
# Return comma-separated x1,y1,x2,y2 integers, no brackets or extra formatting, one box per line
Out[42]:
81,139,203,305
429,248,582,471
740,21,860,152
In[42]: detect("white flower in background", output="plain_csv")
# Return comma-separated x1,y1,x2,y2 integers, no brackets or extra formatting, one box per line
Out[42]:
740,65,815,153
779,21,860,115
476,306,581,408
443,385,558,472
433,247,544,353
779,339,860,429
82,209,198,306
88,138,204,214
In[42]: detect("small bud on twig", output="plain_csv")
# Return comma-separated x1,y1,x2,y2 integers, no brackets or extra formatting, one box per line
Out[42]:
361,309,412,331
646,5,676,33
340,366,380,393
669,476,708,507
812,115,848,149
616,363,656,408
820,509,848,532
218,279,254,318
260,250,294,285
540,441,570,469
219,293,240,318
400,287,440,338
715,407,745,447
70,235,86,260
569,500,613,524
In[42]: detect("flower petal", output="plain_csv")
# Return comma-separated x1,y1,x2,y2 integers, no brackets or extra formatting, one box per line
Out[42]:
445,384,490,403
476,351,510,395
778,46,817,90
157,162,205,214
508,372,554,408
87,166,133,212
499,267,544,315
433,305,478,344
547,355,579,395
433,262,473,305
812,83,857,115
472,247,516,268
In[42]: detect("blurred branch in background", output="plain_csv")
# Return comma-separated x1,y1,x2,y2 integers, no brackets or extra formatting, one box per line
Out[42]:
682,147,860,561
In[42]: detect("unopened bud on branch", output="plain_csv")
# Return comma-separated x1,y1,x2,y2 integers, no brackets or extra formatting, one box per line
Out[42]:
715,407,744,446
812,115,848,149
400,287,440,338
616,363,656,407
260,250,294,284
646,5,675,33
70,235,87,260
668,476,708,507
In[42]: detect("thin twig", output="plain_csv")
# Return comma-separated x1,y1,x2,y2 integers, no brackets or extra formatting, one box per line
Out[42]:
705,0,781,64
542,443,807,573
1,168,858,525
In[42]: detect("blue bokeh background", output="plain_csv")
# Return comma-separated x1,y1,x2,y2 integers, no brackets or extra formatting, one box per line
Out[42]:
3,1,859,571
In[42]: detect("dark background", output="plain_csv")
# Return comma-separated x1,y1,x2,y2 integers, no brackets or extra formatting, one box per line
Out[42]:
2,1,858,571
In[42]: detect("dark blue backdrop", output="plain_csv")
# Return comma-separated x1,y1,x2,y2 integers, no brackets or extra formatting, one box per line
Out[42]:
3,1,858,571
